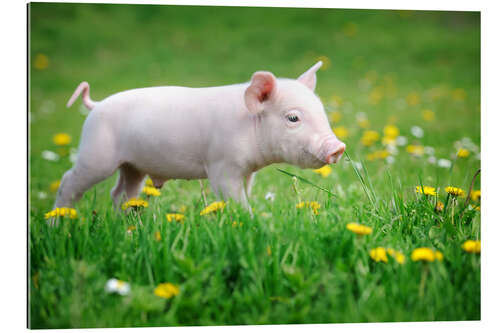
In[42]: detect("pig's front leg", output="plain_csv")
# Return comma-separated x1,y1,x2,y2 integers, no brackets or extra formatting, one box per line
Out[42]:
208,165,252,214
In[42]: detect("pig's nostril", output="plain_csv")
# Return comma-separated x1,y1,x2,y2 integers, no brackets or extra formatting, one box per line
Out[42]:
327,143,346,164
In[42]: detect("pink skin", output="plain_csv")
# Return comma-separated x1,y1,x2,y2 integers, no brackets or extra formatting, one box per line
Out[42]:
55,61,345,218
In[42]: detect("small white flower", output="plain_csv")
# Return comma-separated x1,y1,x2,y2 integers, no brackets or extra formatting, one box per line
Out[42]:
437,158,452,168
105,278,130,296
38,191,47,199
386,156,395,164
386,145,398,155
424,146,435,155
265,192,275,201
42,150,60,161
396,136,408,146
69,148,78,164
411,126,424,138
427,156,437,164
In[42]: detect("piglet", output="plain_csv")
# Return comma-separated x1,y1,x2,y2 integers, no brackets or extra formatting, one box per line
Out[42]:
55,61,346,212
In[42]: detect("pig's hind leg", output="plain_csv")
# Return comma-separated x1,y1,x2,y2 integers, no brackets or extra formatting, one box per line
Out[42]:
111,163,146,207
54,161,118,209
54,116,120,210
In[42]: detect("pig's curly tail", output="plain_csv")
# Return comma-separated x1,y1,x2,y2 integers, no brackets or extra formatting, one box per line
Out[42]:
66,81,95,110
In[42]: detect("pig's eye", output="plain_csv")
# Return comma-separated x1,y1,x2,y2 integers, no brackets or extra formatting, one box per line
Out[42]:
287,114,300,123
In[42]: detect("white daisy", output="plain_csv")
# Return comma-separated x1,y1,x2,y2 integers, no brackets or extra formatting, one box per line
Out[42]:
105,278,130,296
265,192,275,201
69,148,78,164
396,136,408,146
437,159,452,168
42,150,59,162
411,126,424,138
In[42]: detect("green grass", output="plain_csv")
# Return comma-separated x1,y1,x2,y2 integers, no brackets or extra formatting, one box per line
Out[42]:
29,3,480,328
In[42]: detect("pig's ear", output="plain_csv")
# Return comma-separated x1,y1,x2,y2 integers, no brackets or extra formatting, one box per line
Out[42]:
244,71,277,114
297,61,323,91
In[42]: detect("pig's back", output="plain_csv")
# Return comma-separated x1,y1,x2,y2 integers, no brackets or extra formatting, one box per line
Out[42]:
89,84,249,179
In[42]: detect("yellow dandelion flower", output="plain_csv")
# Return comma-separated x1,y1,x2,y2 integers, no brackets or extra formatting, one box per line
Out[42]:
361,130,379,146
142,186,161,197
296,201,321,215
44,207,78,219
53,133,71,146
375,247,406,264
154,282,180,299
383,125,399,139
445,186,465,197
462,240,480,254
313,165,332,177
393,251,406,264
33,53,49,70
406,92,420,106
422,109,435,122
367,150,389,161
121,198,148,210
166,213,185,223
267,245,272,256
370,247,388,263
457,148,470,158
329,110,342,123
49,180,61,193
470,190,481,201
406,144,424,157
154,231,162,241
200,201,225,216
415,186,437,196
435,201,444,213
411,248,443,262
333,126,349,140
145,178,154,186
346,222,372,236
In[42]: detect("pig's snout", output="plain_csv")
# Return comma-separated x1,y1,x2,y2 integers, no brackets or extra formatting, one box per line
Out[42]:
321,138,346,164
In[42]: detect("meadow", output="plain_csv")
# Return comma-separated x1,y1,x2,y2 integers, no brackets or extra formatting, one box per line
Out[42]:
29,4,480,328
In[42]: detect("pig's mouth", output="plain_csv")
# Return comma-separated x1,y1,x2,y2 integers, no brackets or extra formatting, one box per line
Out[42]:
299,148,334,169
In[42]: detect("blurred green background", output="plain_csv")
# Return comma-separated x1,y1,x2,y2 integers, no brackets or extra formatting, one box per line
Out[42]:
29,3,480,328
